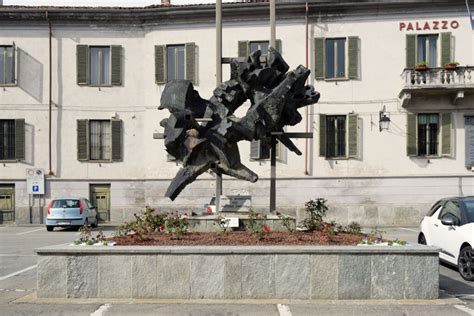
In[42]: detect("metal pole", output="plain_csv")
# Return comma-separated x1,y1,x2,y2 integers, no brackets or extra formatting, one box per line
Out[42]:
47,11,53,176
270,0,276,48
270,136,276,212
215,0,223,214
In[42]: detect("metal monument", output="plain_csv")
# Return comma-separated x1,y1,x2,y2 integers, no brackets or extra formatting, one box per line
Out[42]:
159,48,320,201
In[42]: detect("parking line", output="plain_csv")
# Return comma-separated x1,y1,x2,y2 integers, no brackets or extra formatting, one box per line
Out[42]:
396,227,419,232
277,304,292,316
91,304,112,316
454,305,474,315
0,265,37,281
16,228,44,235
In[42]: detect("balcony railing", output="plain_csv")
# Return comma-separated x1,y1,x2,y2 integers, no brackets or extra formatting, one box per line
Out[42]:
400,66,474,106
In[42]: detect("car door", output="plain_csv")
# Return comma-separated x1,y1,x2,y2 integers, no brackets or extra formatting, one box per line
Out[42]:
423,202,444,246
86,199,96,222
437,200,463,263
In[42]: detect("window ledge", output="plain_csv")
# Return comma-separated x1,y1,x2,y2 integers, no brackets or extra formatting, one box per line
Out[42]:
324,157,350,160
0,84,18,88
324,78,350,82
0,160,19,163
85,160,114,163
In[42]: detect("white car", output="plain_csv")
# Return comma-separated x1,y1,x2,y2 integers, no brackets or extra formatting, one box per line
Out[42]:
419,197,474,281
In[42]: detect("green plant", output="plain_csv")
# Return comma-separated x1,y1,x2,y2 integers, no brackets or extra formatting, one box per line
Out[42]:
415,61,429,68
278,214,296,232
114,206,167,239
163,212,189,240
360,227,385,245
343,221,362,235
299,198,328,232
388,238,407,246
215,215,231,233
246,208,270,239
75,225,107,245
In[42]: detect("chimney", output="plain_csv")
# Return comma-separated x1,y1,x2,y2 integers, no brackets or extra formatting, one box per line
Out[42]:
161,0,171,5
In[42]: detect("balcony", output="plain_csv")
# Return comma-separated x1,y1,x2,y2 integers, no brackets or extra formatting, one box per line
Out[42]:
399,66,474,107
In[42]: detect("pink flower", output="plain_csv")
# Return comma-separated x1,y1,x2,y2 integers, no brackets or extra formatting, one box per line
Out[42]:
159,225,165,232
276,211,281,216
151,208,156,212
263,225,270,233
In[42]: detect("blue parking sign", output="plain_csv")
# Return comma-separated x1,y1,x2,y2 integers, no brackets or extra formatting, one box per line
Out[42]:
32,185,39,192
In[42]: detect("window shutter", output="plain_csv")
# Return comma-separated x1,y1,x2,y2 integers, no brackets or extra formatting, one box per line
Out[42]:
275,39,282,54
314,37,324,80
406,113,417,156
12,42,16,84
440,32,452,66
406,35,416,69
155,45,166,84
319,114,326,157
14,119,25,161
440,112,452,157
111,45,122,86
76,45,89,85
77,119,89,161
347,114,358,158
238,41,250,58
111,119,122,161
465,116,474,168
185,42,196,84
250,140,261,159
348,37,359,79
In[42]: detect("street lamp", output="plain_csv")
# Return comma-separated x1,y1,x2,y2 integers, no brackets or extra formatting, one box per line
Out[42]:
379,110,391,132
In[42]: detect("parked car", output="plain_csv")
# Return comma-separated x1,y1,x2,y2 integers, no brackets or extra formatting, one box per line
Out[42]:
419,197,474,281
45,197,98,231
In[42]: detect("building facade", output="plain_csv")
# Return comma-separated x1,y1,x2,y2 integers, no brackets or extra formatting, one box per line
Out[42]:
0,0,473,225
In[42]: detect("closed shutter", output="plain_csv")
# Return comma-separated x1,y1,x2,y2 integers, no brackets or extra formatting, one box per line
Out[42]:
238,41,249,58
440,32,452,66
348,37,359,80
14,119,25,161
347,114,358,158
314,37,324,80
155,45,166,84
111,119,122,161
76,45,89,85
465,116,474,168
319,114,326,157
275,39,282,54
250,140,261,159
111,45,122,86
440,112,452,157
77,119,89,161
407,113,417,156
406,35,416,69
185,42,196,84
12,42,16,84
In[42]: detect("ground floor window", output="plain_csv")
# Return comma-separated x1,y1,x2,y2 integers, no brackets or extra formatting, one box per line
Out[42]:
417,113,439,156
326,115,346,158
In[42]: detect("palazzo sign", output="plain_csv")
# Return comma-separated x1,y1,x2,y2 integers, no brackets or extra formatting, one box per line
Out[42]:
399,20,459,31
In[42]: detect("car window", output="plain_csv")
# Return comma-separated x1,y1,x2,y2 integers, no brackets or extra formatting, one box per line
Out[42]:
52,199,80,208
427,201,443,216
438,200,461,223
85,199,92,208
210,197,216,205
463,200,474,223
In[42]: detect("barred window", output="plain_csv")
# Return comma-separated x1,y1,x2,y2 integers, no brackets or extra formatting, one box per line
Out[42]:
418,113,439,156
326,115,346,158
89,120,111,160
0,120,15,160
0,46,15,85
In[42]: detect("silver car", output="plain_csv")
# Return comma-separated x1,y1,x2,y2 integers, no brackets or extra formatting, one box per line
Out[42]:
45,197,98,231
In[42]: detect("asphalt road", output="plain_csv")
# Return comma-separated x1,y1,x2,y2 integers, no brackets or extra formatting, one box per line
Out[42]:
0,225,473,316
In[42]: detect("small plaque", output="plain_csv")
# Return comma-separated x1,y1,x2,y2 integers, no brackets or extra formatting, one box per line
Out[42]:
223,217,239,228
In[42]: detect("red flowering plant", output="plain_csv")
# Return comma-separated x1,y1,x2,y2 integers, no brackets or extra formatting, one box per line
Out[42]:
247,208,270,239
163,212,189,240
114,206,166,239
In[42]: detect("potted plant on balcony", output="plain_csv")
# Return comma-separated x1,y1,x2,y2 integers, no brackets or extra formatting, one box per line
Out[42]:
444,61,459,70
414,61,429,71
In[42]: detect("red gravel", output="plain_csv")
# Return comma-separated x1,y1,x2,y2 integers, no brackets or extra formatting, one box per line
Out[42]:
111,231,364,246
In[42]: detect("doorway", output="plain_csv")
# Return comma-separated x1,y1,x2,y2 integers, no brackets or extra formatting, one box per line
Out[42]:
90,184,110,222
0,185,15,223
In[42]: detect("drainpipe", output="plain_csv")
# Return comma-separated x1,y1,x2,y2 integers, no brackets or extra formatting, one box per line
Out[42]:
46,11,53,176
270,0,276,48
304,2,309,175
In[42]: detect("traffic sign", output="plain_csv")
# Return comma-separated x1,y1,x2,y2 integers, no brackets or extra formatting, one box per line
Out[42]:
26,168,45,195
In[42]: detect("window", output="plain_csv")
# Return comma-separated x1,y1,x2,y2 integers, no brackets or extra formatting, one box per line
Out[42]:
314,37,359,80
249,41,270,56
405,33,452,69
90,47,110,85
417,35,438,67
0,119,25,161
439,200,462,224
238,40,282,59
319,114,359,159
77,119,122,162
76,45,122,86
155,43,196,84
407,113,452,157
250,138,281,160
0,45,15,85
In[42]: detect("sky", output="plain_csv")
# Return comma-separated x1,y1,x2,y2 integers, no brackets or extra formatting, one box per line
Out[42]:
2,0,238,6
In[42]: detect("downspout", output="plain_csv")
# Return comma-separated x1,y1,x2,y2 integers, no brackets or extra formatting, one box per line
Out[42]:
304,2,309,175
46,11,53,175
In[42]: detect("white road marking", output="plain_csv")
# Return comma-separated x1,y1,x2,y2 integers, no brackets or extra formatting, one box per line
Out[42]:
396,227,419,232
0,265,37,281
16,228,44,235
91,304,112,316
455,305,474,316
0,254,36,257
277,304,292,316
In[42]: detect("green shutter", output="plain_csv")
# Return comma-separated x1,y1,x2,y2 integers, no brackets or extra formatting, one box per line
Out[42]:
111,119,122,161
14,119,25,161
347,114,358,158
77,119,89,161
407,113,417,156
406,34,416,69
314,37,324,80
12,42,16,84
440,112,452,157
275,39,282,54
250,140,261,159
465,116,474,168
155,45,166,84
348,37,359,79
185,42,196,84
440,32,452,66
111,45,122,86
238,41,249,58
319,114,326,157
76,45,89,85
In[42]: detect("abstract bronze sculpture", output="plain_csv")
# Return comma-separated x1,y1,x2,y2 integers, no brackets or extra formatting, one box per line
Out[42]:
159,48,320,200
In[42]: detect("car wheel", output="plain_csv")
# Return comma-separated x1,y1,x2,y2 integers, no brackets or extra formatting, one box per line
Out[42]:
46,226,54,232
418,233,427,245
91,216,98,228
458,245,474,281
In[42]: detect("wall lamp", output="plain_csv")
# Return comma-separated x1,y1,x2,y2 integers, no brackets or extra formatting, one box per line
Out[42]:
379,106,391,132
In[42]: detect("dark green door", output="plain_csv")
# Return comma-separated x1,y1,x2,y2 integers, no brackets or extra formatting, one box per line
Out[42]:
0,185,15,223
